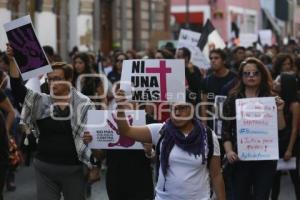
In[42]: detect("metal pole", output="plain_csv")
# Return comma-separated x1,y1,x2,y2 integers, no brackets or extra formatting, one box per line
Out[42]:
185,0,189,28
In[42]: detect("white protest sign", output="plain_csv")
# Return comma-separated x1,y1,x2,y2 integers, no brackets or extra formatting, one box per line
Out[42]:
236,97,279,161
239,33,258,48
87,110,145,150
25,77,41,93
120,59,185,102
213,95,227,139
177,29,210,69
178,29,201,47
3,15,52,80
259,30,272,46
277,157,296,170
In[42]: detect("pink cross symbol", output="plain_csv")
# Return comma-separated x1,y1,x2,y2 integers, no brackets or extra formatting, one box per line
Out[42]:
146,60,172,101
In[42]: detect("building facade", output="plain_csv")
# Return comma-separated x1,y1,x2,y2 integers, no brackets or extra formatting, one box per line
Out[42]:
0,0,171,59
171,0,261,42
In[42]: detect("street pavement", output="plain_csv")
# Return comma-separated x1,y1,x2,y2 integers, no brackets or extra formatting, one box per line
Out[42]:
4,165,297,200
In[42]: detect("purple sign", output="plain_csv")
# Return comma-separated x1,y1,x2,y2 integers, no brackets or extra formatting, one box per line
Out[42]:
4,15,51,80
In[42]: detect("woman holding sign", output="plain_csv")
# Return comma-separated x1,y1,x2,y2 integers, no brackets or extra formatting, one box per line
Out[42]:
271,72,300,200
222,57,286,200
109,90,226,200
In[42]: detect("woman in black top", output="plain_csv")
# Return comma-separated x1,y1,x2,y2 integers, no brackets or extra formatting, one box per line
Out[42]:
0,90,9,200
222,58,286,200
272,53,294,79
107,53,128,84
73,53,106,108
271,73,300,200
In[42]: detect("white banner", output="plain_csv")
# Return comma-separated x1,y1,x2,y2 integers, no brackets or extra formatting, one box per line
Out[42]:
259,30,272,46
239,33,258,48
120,59,185,102
236,97,279,161
87,110,145,150
177,29,210,69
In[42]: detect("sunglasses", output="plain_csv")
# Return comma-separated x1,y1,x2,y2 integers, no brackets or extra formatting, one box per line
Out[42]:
242,71,260,77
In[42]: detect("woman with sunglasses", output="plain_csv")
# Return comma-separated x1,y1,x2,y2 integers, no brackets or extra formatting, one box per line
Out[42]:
222,57,286,200
271,72,300,200
108,90,226,200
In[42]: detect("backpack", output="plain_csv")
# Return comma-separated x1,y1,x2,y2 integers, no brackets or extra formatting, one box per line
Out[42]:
155,126,214,181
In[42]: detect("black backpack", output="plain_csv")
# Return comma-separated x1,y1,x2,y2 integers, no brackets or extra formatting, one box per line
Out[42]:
155,126,214,181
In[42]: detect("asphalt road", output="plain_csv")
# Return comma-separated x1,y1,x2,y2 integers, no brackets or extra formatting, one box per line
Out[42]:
3,165,297,200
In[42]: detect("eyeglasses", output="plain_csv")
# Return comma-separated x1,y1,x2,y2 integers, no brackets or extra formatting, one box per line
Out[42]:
242,71,260,77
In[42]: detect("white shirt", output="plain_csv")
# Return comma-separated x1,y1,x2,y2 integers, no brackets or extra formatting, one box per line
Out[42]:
147,123,220,200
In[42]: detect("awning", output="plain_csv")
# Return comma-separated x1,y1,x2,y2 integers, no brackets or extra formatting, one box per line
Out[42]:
262,8,281,36
172,12,204,24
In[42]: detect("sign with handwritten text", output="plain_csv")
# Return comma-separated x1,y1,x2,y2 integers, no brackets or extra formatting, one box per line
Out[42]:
3,15,51,80
120,59,185,102
87,110,145,150
236,97,279,161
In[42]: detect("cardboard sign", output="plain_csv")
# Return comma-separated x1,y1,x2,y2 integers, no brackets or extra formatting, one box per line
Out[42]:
213,95,227,139
87,110,145,150
120,59,185,102
177,29,210,69
3,15,51,80
236,97,279,161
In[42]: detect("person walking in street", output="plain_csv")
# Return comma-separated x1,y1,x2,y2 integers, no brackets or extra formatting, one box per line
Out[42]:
271,73,300,200
222,57,286,200
6,44,100,200
105,89,226,200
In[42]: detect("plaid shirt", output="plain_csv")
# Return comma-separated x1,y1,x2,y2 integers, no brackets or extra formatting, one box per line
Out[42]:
20,88,95,168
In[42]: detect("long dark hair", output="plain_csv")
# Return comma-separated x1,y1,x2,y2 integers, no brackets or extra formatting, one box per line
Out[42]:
230,57,273,97
280,73,298,105
72,53,97,96
72,53,93,82
272,53,294,78
113,52,128,73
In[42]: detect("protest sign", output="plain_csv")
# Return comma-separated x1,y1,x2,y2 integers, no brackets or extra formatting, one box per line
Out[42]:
120,59,185,102
258,30,272,46
213,95,227,139
236,97,279,161
87,110,145,150
277,157,296,170
3,15,51,80
239,33,258,48
25,77,41,92
177,29,210,69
